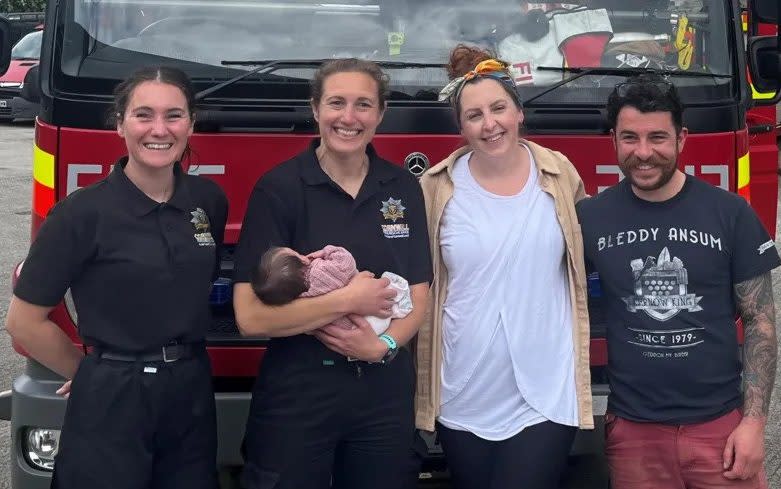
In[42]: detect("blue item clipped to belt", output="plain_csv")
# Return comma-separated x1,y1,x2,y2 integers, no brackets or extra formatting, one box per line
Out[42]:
587,272,603,298
209,277,233,305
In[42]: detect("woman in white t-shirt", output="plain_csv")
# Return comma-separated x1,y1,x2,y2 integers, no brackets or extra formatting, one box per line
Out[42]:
414,44,594,489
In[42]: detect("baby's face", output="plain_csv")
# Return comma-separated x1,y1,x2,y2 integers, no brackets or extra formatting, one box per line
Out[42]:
274,247,310,266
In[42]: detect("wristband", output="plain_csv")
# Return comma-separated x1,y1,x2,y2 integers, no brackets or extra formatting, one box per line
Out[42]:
378,334,399,364
379,334,397,351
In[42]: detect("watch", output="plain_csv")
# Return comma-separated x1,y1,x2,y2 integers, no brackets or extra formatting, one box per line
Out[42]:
378,333,399,364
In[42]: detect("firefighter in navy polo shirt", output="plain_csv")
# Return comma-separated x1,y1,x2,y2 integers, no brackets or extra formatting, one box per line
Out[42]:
6,67,227,489
233,59,432,489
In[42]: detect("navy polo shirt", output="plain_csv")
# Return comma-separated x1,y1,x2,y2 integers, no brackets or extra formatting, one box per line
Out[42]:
234,140,432,290
14,157,228,351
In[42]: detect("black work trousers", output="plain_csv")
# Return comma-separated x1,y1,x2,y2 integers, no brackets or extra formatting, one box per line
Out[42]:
51,351,218,489
436,420,576,489
241,337,417,489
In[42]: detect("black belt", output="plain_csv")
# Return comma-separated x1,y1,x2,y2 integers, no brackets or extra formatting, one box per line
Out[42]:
90,342,204,363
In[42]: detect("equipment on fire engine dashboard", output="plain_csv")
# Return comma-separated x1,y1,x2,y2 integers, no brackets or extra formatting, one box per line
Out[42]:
599,0,708,73
498,0,711,86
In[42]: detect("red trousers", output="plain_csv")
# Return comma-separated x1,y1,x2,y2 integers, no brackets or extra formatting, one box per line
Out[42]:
606,409,768,489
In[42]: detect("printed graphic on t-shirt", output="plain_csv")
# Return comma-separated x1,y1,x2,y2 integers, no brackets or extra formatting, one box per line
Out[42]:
595,226,723,359
758,240,775,255
623,247,703,321
597,227,723,252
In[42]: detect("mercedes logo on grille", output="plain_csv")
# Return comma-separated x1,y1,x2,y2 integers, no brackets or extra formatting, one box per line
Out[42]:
405,152,429,177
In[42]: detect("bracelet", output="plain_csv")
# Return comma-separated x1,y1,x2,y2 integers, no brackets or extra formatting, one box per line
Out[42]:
379,333,397,350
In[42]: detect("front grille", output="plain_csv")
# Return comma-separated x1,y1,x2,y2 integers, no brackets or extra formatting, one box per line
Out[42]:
0,93,14,117
208,313,241,338
206,313,268,346
588,296,607,338
587,273,607,339
207,245,244,341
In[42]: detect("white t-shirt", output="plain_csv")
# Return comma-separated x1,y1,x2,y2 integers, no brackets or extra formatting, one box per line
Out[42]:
437,147,578,440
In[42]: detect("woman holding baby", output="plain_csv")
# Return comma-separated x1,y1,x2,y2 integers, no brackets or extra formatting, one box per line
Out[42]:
232,58,431,489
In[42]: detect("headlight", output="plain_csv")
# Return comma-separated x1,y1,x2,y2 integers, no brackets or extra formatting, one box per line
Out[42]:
24,428,60,471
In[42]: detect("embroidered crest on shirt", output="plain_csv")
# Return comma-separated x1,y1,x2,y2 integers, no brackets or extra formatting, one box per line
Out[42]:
190,207,215,246
380,198,409,239
622,247,703,322
381,198,405,222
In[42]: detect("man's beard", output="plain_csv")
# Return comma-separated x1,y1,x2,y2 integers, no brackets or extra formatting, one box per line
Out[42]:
621,157,678,191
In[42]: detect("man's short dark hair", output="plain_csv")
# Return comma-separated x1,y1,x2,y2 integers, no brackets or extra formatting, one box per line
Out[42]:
607,74,684,134
250,247,309,306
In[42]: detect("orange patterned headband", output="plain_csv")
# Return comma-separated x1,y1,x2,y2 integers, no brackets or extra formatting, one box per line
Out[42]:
439,59,522,108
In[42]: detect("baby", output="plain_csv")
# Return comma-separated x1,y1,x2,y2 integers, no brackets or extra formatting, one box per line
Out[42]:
250,245,412,334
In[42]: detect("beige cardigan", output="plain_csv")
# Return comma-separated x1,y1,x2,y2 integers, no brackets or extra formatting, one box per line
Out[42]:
414,140,594,431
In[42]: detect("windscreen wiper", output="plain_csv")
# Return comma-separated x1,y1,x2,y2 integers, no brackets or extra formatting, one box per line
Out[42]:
195,59,308,101
196,59,446,101
523,66,732,106
221,60,446,69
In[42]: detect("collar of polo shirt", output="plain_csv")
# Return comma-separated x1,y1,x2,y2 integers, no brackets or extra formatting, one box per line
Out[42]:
299,139,400,190
108,156,195,216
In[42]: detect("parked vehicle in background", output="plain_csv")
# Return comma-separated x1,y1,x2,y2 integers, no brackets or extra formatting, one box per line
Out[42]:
0,28,41,121
3,12,44,45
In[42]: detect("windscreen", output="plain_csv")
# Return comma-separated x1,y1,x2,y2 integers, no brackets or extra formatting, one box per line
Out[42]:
57,0,734,104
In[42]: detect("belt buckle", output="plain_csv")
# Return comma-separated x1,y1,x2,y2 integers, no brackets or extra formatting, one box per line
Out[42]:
162,343,180,363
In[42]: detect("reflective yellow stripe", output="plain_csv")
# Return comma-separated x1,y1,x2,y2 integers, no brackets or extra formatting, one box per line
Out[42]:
751,83,776,99
32,144,54,189
738,152,751,189
743,11,775,100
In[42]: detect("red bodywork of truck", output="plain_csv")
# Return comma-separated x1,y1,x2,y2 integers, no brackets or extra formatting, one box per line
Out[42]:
21,118,775,376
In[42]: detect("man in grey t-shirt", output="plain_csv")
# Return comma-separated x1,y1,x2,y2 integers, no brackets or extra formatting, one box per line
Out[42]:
577,75,778,489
